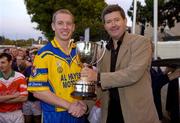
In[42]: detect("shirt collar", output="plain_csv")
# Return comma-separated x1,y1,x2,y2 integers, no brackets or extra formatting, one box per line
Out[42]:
106,32,125,50
51,38,76,50
0,70,15,79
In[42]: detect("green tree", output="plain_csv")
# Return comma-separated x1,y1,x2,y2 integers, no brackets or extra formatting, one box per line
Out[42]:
24,0,107,41
128,0,180,29
3,39,16,45
0,37,37,47
26,38,35,46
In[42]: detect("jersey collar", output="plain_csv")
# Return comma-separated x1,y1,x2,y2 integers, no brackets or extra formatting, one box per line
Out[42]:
51,38,76,53
0,70,15,80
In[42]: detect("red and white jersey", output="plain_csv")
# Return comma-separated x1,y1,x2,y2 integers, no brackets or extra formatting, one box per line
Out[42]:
0,71,28,112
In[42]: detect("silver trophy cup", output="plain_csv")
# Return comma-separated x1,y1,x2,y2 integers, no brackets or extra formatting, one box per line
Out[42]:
71,41,106,98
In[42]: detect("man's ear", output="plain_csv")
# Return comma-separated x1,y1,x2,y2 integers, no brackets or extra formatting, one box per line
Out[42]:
51,23,55,31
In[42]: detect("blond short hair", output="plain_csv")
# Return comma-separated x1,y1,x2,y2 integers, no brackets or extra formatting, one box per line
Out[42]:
52,9,74,23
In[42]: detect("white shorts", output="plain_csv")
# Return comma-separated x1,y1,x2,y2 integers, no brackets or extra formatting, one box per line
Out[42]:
0,110,24,123
22,101,41,116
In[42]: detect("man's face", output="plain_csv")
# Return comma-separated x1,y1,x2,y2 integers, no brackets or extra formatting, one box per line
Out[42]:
51,13,75,42
104,11,127,40
0,57,12,73
10,48,18,58
16,56,24,66
18,50,25,57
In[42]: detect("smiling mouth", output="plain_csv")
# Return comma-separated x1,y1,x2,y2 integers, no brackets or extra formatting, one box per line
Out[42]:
62,31,71,36
111,29,119,33
62,32,68,35
111,27,119,31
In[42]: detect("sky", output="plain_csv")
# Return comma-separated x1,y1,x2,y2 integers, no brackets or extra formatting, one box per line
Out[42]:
0,0,144,40
0,0,43,40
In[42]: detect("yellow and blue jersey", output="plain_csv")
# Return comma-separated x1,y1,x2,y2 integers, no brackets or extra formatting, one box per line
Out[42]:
28,38,81,112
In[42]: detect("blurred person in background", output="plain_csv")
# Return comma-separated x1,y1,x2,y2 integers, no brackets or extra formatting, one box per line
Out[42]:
151,66,180,122
0,53,28,123
3,48,10,54
9,47,18,71
16,53,42,123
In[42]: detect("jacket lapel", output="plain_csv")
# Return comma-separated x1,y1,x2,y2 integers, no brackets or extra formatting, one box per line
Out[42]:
116,32,131,68
100,49,111,72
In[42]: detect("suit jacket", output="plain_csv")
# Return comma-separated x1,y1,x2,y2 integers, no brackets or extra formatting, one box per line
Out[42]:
97,32,160,123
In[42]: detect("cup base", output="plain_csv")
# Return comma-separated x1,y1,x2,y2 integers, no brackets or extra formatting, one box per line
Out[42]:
71,91,96,99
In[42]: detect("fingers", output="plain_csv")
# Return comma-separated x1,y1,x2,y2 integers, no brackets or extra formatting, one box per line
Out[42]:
14,92,20,97
164,67,175,74
78,100,87,111
81,67,89,77
68,101,87,118
168,68,180,80
81,67,98,82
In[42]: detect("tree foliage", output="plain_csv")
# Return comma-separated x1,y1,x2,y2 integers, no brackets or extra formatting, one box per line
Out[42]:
128,0,180,29
24,0,107,41
0,36,37,47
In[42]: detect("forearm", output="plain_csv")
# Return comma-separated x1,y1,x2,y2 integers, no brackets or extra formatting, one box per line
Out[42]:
0,95,16,102
33,90,71,109
5,96,27,103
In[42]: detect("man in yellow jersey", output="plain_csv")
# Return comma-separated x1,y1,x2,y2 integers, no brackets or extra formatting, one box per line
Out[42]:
28,9,87,123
